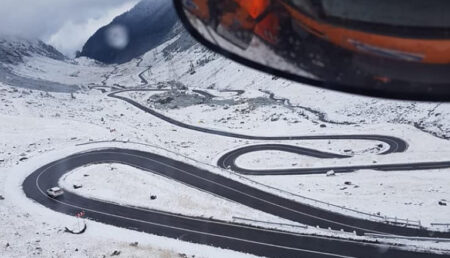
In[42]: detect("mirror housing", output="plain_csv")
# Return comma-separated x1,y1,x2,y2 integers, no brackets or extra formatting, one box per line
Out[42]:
174,0,450,101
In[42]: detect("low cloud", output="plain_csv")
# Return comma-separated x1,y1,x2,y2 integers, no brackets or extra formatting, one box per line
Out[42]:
0,0,138,57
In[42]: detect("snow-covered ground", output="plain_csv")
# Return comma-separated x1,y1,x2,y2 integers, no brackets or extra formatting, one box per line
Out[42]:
0,78,260,257
114,83,450,226
1,30,450,257
59,163,306,226
4,139,449,256
13,56,112,87
0,84,263,257
246,167,449,225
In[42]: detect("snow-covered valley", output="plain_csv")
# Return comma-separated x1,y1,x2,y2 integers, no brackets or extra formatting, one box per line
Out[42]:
0,15,450,257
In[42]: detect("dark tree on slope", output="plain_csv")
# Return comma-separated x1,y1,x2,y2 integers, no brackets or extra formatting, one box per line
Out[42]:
80,0,178,64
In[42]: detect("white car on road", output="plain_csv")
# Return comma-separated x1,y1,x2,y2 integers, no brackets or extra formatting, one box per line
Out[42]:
46,187,64,198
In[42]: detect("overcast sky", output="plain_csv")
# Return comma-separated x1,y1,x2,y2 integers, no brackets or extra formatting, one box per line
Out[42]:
0,0,139,57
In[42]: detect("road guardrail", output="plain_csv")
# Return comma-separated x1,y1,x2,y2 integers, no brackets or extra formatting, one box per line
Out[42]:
232,216,307,229
365,233,450,242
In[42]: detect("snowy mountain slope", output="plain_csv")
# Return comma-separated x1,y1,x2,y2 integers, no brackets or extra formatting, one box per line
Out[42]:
0,4,449,257
0,36,65,65
0,36,79,92
2,1,448,138
3,18,450,145
6,29,449,223
118,31,450,140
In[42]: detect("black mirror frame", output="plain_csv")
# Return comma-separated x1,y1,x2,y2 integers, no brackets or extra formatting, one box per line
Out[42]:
173,0,450,102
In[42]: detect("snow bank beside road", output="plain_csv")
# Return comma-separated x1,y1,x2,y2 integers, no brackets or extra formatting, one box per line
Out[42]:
248,169,450,226
60,163,303,226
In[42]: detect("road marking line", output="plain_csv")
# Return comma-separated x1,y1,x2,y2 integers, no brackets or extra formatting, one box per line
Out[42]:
33,149,412,246
33,154,356,257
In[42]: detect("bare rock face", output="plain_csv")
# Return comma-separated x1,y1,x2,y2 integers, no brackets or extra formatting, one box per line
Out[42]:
80,0,194,64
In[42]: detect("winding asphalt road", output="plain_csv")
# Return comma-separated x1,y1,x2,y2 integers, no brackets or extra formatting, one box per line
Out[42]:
108,89,408,154
109,89,450,176
23,148,450,258
218,144,450,175
21,86,450,257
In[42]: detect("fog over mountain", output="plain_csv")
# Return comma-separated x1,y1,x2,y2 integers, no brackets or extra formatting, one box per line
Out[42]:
0,0,137,57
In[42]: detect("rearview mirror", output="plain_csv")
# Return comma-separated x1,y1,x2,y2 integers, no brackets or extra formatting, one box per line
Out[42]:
174,0,450,101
